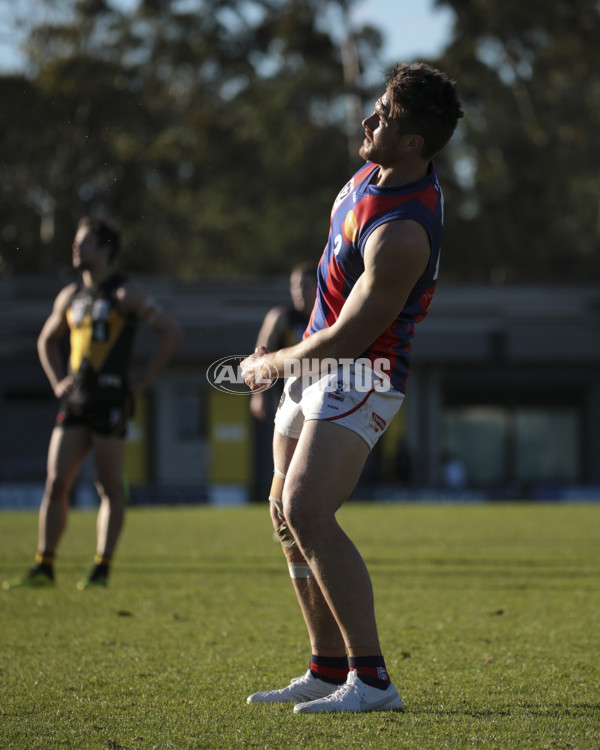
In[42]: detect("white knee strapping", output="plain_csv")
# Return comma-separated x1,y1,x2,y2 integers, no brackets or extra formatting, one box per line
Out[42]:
273,525,296,547
269,467,286,514
288,562,314,579
270,467,296,547
269,495,283,514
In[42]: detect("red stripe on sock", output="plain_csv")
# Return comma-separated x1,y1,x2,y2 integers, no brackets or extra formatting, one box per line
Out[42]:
310,663,349,680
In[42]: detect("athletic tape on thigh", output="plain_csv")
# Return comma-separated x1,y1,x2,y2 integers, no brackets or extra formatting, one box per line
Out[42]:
269,467,285,514
268,467,286,513
273,524,296,547
268,495,283,514
288,562,313,579
269,467,296,547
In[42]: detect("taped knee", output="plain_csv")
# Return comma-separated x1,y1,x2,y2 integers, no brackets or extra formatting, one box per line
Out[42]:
268,494,284,516
273,522,296,548
269,494,296,546
288,562,314,579
269,467,296,548
269,468,285,508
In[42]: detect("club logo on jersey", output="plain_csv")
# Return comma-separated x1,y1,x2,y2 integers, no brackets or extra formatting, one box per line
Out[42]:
342,210,359,244
90,300,111,341
70,298,88,327
331,178,354,216
92,299,110,321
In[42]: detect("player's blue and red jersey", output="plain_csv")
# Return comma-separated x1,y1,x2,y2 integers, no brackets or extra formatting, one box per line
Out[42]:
304,160,444,394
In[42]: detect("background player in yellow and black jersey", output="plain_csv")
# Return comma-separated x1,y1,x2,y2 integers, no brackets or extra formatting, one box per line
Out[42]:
250,263,317,421
58,270,138,436
249,264,317,499
4,217,182,590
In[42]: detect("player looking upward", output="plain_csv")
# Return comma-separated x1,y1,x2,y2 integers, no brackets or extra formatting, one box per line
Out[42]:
4,217,182,590
242,63,463,713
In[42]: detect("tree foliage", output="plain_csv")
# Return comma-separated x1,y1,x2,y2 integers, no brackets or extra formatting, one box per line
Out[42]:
1,0,379,276
435,0,600,282
1,0,598,282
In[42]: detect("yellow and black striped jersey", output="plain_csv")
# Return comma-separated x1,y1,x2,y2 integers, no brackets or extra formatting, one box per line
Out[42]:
65,274,137,394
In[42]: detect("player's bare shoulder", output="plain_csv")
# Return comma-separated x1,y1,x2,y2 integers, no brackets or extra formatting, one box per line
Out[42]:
114,279,147,315
369,218,430,253
256,305,289,348
115,279,171,328
52,281,79,316
365,219,430,278
263,305,289,327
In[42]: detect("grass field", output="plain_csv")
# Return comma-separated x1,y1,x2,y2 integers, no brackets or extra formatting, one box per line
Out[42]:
1,502,599,750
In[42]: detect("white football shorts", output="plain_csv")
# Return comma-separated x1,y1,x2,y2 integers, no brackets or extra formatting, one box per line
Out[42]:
274,363,405,450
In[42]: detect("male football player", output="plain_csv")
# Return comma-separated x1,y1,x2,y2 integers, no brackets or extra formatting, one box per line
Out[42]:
4,217,182,590
242,63,463,713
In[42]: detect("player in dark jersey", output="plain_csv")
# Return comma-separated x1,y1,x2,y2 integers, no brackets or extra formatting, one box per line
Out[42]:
56,272,138,437
250,263,317,422
250,263,317,420
250,264,317,499
242,63,463,713
4,217,182,590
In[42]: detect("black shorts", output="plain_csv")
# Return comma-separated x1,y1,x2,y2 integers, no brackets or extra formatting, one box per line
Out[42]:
56,391,134,437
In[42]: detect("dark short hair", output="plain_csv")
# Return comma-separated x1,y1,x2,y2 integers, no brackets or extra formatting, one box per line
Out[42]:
78,216,120,261
385,63,464,160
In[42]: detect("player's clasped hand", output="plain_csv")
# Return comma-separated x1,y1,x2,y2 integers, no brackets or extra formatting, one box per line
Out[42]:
241,346,274,392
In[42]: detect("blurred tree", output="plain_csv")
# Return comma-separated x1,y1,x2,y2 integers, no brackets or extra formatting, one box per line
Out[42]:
9,0,596,283
434,0,600,283
0,0,384,277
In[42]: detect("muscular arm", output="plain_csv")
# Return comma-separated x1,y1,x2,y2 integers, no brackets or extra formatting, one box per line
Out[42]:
242,219,430,387
37,284,76,398
117,282,183,392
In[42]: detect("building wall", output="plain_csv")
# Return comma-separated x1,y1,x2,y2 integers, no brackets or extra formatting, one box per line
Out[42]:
1,278,599,503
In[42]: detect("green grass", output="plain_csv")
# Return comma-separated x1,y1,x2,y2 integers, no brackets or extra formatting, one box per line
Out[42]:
1,502,599,750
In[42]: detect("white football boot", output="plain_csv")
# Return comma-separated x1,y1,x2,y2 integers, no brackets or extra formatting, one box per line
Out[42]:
247,669,339,704
293,669,404,714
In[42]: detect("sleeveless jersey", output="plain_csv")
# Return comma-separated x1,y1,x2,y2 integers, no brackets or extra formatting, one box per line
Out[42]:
64,274,137,403
305,161,444,394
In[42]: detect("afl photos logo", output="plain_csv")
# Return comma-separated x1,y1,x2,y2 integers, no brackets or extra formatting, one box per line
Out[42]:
206,355,278,395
